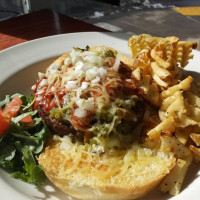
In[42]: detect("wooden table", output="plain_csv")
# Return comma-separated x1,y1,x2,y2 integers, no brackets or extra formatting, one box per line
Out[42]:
0,9,108,51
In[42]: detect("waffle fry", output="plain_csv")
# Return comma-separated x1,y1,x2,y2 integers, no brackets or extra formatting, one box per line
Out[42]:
128,33,200,195
128,34,197,67
190,133,200,146
160,76,193,99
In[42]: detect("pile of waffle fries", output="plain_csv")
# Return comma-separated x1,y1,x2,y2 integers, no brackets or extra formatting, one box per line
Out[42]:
128,34,200,195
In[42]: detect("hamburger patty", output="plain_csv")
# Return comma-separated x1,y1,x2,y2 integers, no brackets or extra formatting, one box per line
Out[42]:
37,106,84,142
33,47,144,144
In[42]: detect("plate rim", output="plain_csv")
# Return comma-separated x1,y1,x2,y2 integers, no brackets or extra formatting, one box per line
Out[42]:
0,32,200,200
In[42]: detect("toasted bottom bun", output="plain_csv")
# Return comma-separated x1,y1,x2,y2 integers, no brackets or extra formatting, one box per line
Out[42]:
38,137,176,200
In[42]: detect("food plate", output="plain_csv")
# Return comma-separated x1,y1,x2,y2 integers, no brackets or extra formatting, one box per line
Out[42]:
0,32,200,200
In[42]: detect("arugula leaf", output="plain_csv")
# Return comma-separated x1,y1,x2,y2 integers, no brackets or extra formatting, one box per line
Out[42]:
22,99,35,111
21,123,48,154
11,133,39,141
0,93,48,185
0,95,10,107
0,143,16,168
10,93,25,99
11,144,45,185
11,110,37,124
30,117,42,128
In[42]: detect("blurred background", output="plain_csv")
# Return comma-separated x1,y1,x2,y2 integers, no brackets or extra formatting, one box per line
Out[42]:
1,0,200,41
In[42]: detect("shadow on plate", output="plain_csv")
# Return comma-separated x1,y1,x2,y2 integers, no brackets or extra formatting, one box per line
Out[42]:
182,162,200,191
180,67,200,81
0,57,58,99
34,179,79,200
32,162,200,200
35,178,170,200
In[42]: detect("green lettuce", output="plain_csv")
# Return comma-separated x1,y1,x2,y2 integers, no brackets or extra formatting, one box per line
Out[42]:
0,93,48,185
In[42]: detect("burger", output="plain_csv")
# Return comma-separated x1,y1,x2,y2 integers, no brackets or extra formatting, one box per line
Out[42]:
32,46,175,200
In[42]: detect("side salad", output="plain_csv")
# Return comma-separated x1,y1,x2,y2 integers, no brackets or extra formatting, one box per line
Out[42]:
0,93,48,185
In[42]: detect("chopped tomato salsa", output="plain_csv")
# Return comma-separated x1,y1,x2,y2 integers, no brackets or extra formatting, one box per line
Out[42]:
0,96,33,135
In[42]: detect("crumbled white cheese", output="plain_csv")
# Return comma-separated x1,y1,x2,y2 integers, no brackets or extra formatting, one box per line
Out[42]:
53,135,61,141
63,76,72,82
75,82,89,98
36,96,43,101
84,63,94,70
74,62,85,77
76,88,83,98
48,69,58,75
63,94,70,104
86,68,98,80
36,90,44,95
98,67,107,78
31,84,36,91
112,53,120,72
38,72,45,80
70,49,80,57
39,79,48,87
91,76,100,84
51,86,56,92
81,82,89,89
64,57,72,65
125,99,131,105
85,55,104,66
65,81,78,90
75,61,84,71
83,51,97,56
74,108,87,118
74,69,84,77
76,97,94,110
72,56,83,65
59,136,74,151
49,64,60,70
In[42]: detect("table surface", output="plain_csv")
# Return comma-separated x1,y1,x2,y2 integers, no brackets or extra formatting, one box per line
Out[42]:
0,9,108,51
1,7,200,52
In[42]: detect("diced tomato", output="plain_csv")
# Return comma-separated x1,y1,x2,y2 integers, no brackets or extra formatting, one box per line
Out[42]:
20,115,32,123
0,110,10,134
0,96,34,135
3,96,22,120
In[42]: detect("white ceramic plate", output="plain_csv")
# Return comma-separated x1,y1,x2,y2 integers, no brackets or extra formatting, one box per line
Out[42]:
0,32,200,200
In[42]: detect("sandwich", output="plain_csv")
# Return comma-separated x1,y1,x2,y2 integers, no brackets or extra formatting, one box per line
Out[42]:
32,37,197,199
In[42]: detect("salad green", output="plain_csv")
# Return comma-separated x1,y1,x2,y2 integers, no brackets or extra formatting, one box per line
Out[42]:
0,93,48,185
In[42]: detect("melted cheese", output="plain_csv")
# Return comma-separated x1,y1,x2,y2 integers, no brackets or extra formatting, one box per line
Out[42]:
35,47,122,115
56,135,175,180
34,47,142,151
